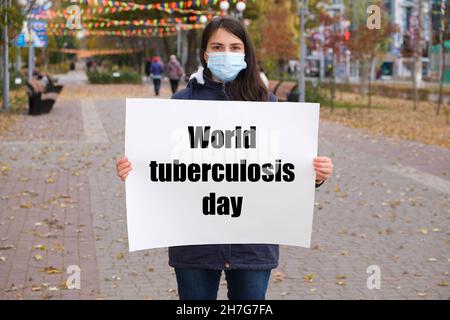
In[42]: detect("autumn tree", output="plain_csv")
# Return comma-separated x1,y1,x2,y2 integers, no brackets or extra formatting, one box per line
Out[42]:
401,0,425,111
0,0,29,46
248,0,298,78
434,0,450,116
345,0,396,108
317,10,344,111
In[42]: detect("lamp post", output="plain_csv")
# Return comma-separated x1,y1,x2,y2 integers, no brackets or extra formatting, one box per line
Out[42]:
18,0,46,81
27,19,34,80
297,0,308,102
219,1,230,13
18,0,35,80
219,1,246,21
199,15,208,24
176,23,182,59
435,0,446,115
235,1,246,20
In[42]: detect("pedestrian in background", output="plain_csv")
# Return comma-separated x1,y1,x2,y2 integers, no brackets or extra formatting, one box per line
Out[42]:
151,56,164,96
144,57,152,83
166,55,185,94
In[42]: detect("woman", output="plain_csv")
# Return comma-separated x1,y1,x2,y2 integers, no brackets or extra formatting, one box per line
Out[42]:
116,17,333,300
166,55,185,94
150,56,164,96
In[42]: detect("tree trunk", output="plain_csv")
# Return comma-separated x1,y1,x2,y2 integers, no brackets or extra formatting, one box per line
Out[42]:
43,47,48,72
0,46,3,78
368,58,373,109
413,0,424,111
185,29,198,76
329,53,336,112
360,60,369,96
162,36,172,60
436,42,445,115
413,57,418,111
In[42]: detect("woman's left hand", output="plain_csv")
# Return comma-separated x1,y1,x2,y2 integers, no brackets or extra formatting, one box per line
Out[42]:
313,156,333,182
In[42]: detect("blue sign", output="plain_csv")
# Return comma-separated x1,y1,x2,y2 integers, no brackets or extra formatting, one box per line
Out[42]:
16,33,26,47
30,20,47,48
15,20,47,48
16,3,48,48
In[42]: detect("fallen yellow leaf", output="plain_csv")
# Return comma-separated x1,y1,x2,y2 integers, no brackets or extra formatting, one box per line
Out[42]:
438,280,448,287
40,266,62,274
116,252,124,260
34,244,47,251
303,274,314,282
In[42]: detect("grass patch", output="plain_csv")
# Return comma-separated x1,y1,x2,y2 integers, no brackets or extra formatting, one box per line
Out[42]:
87,69,142,84
320,92,450,149
0,88,28,135
327,100,386,110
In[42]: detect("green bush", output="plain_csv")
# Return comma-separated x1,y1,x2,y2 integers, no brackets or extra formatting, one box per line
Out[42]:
87,69,142,84
288,82,331,105
306,82,331,105
47,61,71,75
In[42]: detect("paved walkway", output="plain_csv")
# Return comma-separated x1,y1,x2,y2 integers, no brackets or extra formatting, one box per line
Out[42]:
0,72,448,299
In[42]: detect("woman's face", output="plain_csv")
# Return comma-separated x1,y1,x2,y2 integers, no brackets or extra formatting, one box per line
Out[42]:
204,28,245,63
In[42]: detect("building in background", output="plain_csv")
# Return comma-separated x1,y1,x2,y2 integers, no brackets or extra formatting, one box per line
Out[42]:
429,0,450,83
309,0,448,83
379,0,431,80
306,0,347,81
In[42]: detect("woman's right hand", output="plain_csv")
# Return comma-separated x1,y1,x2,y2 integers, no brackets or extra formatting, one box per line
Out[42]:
116,156,132,181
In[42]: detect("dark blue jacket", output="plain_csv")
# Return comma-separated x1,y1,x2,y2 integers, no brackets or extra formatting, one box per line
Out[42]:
151,62,164,78
168,68,321,270
169,68,279,270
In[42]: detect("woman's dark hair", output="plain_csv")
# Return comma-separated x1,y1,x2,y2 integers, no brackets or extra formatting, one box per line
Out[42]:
200,16,269,102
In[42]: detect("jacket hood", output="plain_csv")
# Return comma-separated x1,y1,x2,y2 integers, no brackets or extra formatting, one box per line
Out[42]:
189,66,206,84
188,66,225,91
182,66,277,102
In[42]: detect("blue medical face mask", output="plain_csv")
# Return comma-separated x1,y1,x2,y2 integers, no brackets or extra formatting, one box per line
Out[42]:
206,52,247,83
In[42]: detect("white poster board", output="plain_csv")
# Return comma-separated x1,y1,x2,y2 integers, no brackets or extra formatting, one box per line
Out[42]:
125,99,320,252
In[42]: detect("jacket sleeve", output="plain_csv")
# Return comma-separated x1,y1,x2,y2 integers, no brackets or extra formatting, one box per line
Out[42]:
315,180,325,188
269,92,278,102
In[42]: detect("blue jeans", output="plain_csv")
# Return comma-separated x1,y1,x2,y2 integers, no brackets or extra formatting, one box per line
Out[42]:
175,268,271,300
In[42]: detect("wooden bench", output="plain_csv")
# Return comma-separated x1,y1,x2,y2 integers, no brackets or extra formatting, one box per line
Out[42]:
26,79,59,115
33,70,64,94
268,80,297,102
24,69,64,94
44,73,64,94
